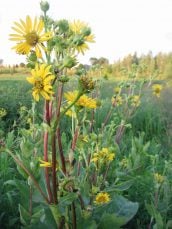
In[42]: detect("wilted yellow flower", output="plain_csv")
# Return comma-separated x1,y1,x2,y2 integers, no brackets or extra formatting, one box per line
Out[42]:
94,192,111,205
114,87,121,94
131,95,140,107
39,159,52,167
10,16,52,57
91,147,115,164
0,108,7,118
64,91,97,109
154,173,164,183
152,84,162,98
111,95,123,106
27,64,55,101
70,20,95,54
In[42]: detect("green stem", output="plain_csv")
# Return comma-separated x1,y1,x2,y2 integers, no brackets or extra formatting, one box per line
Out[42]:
6,149,50,204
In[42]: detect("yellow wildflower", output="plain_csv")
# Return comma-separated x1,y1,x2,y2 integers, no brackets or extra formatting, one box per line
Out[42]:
10,15,52,57
27,64,55,101
91,148,115,164
131,95,140,107
152,84,162,98
70,20,95,54
111,95,123,106
94,192,111,205
64,91,97,109
154,173,164,183
39,159,52,168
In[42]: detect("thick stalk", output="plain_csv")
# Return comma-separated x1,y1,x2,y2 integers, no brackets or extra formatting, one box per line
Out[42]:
51,133,58,204
44,100,53,203
71,202,76,229
56,84,66,175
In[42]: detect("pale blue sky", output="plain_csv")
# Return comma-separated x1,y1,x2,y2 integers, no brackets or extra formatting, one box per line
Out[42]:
1,0,172,65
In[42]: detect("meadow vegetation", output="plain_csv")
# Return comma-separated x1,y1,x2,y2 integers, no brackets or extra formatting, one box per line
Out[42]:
0,1,172,229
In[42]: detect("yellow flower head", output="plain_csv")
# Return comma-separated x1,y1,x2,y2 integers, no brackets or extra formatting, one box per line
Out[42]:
10,16,52,57
64,91,97,109
131,95,140,107
27,64,55,101
0,108,7,118
39,159,52,168
91,147,115,164
152,84,162,98
154,173,164,184
111,95,123,106
94,192,111,205
70,20,95,54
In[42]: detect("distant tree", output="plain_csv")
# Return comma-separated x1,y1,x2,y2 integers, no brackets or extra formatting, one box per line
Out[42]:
89,57,98,66
0,59,3,66
20,62,26,68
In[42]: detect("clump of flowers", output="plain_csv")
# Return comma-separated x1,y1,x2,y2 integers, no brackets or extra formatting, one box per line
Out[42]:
152,84,162,98
91,147,115,164
94,192,111,205
9,15,52,57
154,173,164,184
0,108,7,118
26,64,55,101
64,91,97,109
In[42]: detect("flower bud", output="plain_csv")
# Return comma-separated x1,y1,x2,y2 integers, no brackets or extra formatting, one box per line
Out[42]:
62,56,77,68
79,76,95,93
40,1,50,13
81,27,91,36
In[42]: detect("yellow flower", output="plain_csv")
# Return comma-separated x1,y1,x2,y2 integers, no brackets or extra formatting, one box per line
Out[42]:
114,87,121,94
70,20,95,54
64,91,97,109
27,64,55,101
111,95,123,106
10,15,52,57
39,159,52,168
152,84,162,98
154,173,164,183
94,192,111,205
91,148,115,164
65,108,77,118
131,95,140,107
0,108,7,118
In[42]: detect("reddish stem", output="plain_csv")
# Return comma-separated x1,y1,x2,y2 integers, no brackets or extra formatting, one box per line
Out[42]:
52,133,58,204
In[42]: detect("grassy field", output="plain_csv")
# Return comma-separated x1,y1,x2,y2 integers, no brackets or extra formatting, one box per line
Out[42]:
0,73,172,228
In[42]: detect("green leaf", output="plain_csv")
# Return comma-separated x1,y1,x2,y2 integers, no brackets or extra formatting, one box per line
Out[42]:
19,204,31,226
98,213,125,229
93,195,138,226
105,180,134,192
59,192,78,206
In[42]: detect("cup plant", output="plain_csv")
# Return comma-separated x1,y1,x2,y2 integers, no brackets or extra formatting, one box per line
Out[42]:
1,1,140,228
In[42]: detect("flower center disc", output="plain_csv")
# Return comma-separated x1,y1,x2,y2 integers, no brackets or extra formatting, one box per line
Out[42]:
35,79,44,90
26,32,39,46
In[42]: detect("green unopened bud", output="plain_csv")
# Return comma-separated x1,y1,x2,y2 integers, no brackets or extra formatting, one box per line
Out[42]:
40,1,50,13
62,56,77,68
81,27,91,36
73,35,85,46
58,75,69,83
28,51,37,62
